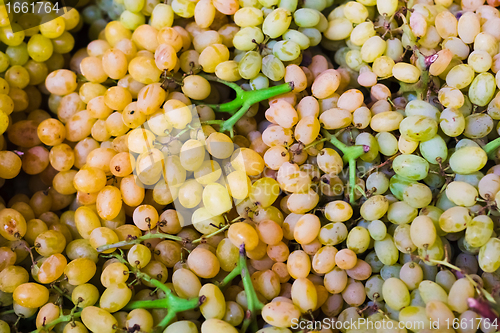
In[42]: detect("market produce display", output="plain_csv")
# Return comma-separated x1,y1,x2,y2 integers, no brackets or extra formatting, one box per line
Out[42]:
2,0,500,332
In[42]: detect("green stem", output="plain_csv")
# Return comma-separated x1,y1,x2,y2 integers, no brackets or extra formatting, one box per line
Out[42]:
97,223,231,252
397,9,432,100
303,137,329,151
216,264,241,289
238,244,264,333
0,309,14,316
483,136,500,159
30,312,82,333
192,224,230,244
196,74,294,133
106,252,206,332
428,259,498,305
156,311,177,333
322,129,367,204
201,120,225,126
96,233,182,252
52,284,73,302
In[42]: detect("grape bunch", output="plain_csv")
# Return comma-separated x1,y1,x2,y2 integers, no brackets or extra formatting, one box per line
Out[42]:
1,0,500,333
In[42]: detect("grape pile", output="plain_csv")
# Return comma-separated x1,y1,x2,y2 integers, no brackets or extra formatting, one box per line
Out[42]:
2,0,500,332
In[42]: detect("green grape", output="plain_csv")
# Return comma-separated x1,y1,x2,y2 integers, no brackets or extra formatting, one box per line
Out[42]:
5,65,30,89
410,215,436,249
399,306,431,331
233,27,264,51
478,238,500,273
419,135,448,165
263,8,292,38
418,280,449,304
446,64,475,89
203,183,233,216
345,49,364,71
399,115,438,142
0,110,8,135
392,154,429,181
376,132,398,156
6,43,29,66
164,321,198,333
468,72,496,106
403,183,432,209
365,274,384,301
418,236,445,265
362,252,382,275
393,224,417,253
238,51,262,80
389,174,416,200
293,8,320,28
365,172,389,195
318,222,348,246
346,226,370,254
367,220,387,241
300,27,322,47
374,234,399,265
279,0,298,11
445,181,478,206
124,0,145,12
250,74,269,90
0,51,9,72
273,40,301,62
465,215,493,248
0,24,25,46
51,31,75,54
439,206,472,233
120,10,145,30
27,34,54,62
355,133,379,162
405,99,440,121
435,270,456,293
82,5,104,24
360,195,389,221
261,55,285,81
282,30,310,50
387,201,418,225
382,277,410,310
448,278,474,313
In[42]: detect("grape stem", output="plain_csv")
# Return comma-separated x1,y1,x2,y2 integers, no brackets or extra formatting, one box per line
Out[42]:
96,224,231,252
195,74,294,134
51,284,73,302
396,6,433,100
96,232,183,252
215,244,264,333
105,252,206,333
321,129,368,205
0,309,14,316
30,308,82,333
427,258,500,319
483,136,500,159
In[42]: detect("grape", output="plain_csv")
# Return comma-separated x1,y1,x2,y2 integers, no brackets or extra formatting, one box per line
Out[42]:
478,238,500,272
81,306,118,333
13,283,49,308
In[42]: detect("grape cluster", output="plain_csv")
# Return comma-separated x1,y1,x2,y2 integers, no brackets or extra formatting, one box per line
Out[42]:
2,0,500,333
